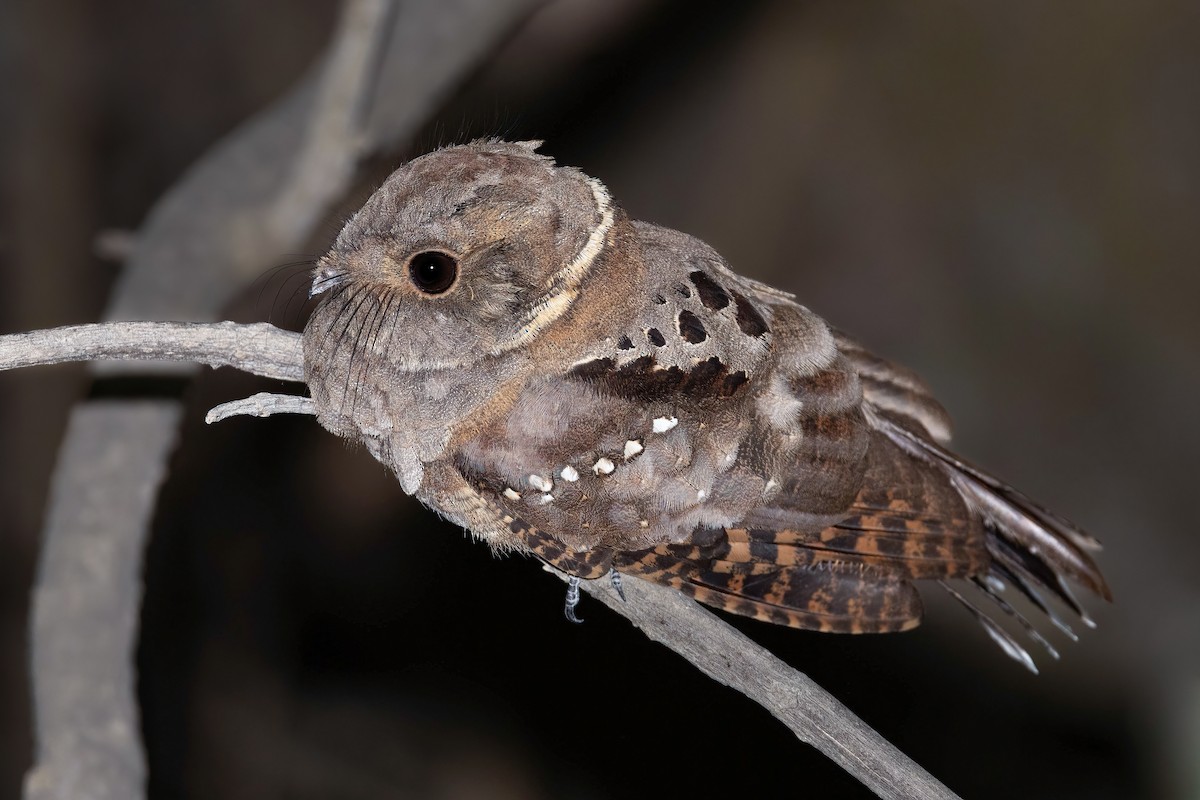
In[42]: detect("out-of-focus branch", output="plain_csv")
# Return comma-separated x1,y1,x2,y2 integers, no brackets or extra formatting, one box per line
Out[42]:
23,403,182,800
265,0,393,249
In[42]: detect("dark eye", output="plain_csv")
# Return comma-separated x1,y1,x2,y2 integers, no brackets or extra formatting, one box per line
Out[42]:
407,250,459,294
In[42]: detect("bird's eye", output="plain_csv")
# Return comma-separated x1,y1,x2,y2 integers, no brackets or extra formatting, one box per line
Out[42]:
407,251,459,294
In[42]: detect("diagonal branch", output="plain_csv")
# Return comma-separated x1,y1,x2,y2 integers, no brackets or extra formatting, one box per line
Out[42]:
9,320,962,800
264,0,395,255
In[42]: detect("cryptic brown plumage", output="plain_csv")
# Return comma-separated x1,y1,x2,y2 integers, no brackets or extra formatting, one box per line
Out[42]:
301,140,1110,671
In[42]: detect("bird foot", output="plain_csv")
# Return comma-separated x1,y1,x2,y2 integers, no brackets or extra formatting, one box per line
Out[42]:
609,569,626,602
564,576,583,623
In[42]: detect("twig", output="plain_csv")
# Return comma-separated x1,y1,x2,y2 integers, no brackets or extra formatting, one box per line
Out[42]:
0,322,303,382
12,318,962,800
205,392,316,424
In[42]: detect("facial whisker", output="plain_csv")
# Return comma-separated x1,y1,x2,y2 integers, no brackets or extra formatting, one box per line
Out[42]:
325,284,371,378
368,289,399,354
332,286,376,411
346,293,388,415
354,292,397,413
253,257,319,323
313,282,353,333
275,269,326,327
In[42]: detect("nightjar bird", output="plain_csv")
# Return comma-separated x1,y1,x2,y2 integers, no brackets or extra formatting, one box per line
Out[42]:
302,140,1110,671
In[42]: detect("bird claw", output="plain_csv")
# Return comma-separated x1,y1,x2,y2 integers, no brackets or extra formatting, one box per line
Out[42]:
564,576,583,624
609,569,626,602
564,571,626,622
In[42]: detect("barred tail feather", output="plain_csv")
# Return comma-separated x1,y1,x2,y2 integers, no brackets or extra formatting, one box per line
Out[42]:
870,409,1111,670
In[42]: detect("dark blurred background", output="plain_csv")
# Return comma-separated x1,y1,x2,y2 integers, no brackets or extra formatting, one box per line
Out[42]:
1,1,1198,798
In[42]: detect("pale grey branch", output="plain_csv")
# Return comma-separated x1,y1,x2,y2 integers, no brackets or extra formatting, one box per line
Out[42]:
206,392,316,424
0,322,304,383
24,403,182,800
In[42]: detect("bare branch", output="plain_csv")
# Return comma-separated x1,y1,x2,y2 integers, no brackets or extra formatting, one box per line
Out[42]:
265,0,395,246
24,402,182,800
0,322,303,383
557,570,964,800
206,392,316,424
